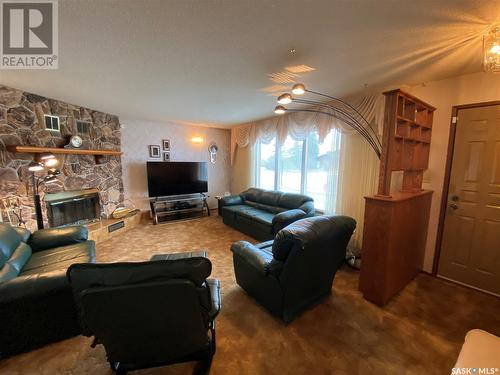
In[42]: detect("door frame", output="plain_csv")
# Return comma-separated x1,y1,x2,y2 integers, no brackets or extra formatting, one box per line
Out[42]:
432,100,500,275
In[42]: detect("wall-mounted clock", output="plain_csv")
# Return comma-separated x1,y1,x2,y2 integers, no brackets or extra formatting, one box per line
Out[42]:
65,135,83,149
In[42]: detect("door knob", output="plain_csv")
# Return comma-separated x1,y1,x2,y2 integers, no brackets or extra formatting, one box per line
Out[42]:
449,203,458,210
450,195,459,202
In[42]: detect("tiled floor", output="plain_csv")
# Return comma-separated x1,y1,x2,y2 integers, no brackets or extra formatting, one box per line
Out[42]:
1,215,499,374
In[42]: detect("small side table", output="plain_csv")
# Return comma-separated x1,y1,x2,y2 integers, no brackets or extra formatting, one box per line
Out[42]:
215,196,223,216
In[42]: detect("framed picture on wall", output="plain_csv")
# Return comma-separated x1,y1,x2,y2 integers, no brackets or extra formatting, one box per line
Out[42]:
162,139,170,151
163,152,170,161
149,145,161,158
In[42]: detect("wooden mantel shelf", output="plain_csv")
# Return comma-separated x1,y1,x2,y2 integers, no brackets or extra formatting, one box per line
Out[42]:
7,145,122,156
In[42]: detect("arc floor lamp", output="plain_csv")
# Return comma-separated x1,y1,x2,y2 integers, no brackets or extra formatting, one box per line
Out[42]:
274,83,382,159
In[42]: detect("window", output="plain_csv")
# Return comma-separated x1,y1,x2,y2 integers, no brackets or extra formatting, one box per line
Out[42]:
278,137,303,194
44,115,60,132
255,129,341,211
255,138,276,190
76,120,91,134
304,130,341,212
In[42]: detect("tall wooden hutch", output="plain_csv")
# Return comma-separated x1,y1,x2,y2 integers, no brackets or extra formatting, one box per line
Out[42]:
359,90,436,306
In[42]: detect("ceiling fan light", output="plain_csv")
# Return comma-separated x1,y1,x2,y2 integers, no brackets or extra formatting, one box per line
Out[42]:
277,93,292,105
274,105,286,115
292,83,306,95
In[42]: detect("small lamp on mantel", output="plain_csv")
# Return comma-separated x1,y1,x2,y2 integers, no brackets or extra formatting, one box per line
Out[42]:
28,155,60,230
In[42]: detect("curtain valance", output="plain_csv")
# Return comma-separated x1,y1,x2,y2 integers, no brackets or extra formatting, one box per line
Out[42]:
230,93,385,165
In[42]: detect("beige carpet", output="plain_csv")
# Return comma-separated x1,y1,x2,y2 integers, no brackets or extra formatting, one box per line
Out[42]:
1,215,499,375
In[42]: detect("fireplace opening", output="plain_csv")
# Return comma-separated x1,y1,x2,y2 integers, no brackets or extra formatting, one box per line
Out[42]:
44,189,101,227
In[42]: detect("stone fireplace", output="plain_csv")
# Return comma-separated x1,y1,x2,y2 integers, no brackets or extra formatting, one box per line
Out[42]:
0,85,124,231
44,189,101,227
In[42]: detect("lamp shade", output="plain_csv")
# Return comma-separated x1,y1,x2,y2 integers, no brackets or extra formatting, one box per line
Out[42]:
274,106,286,115
28,161,44,172
292,83,306,95
39,153,55,160
277,93,292,105
43,158,59,167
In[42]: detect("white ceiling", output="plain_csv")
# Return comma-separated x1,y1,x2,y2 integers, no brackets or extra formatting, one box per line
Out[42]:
0,0,499,127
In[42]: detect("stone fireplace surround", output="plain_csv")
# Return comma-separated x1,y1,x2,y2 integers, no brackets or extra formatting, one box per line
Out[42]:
0,85,124,231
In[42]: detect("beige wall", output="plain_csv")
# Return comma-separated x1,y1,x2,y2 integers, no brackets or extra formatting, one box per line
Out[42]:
405,71,500,272
230,144,255,194
121,118,231,210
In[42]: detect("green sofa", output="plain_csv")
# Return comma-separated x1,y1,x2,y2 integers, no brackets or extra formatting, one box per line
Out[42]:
220,188,315,241
0,223,96,357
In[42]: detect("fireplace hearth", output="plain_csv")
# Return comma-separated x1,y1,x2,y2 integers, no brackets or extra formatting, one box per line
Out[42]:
44,189,101,227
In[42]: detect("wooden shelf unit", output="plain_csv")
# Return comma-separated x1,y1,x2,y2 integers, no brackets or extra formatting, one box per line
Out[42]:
378,90,435,195
6,145,122,164
360,89,435,307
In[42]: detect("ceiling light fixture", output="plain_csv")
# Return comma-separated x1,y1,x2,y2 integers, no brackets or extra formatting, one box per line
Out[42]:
274,83,382,158
483,25,500,73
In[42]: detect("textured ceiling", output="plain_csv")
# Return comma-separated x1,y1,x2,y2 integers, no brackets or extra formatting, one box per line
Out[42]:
0,0,499,127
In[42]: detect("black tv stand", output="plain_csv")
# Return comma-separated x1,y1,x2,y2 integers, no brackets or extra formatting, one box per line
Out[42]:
150,193,210,225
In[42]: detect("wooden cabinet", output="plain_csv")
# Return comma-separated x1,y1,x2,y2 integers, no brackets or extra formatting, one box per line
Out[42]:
359,90,435,306
359,191,432,306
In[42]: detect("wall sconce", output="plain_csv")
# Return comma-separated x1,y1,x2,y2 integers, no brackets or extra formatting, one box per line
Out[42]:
191,136,204,144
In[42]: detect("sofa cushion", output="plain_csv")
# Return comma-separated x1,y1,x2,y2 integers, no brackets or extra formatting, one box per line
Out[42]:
278,192,313,209
7,242,32,273
241,188,263,203
224,205,274,226
29,226,89,252
0,223,22,267
221,204,246,219
21,242,96,274
259,190,281,206
245,200,285,214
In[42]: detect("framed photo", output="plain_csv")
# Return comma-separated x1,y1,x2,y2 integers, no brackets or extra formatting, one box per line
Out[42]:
162,139,170,151
149,145,161,158
163,152,170,162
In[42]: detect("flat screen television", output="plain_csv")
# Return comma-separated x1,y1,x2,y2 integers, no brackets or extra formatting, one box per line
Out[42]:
147,161,208,197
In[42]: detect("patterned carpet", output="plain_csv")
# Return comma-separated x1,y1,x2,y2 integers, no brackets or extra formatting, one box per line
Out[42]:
1,215,499,375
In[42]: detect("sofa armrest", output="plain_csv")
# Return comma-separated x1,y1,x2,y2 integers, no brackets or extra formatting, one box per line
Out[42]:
299,201,315,216
272,209,307,231
29,226,89,252
220,195,243,207
0,269,69,304
230,241,273,274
